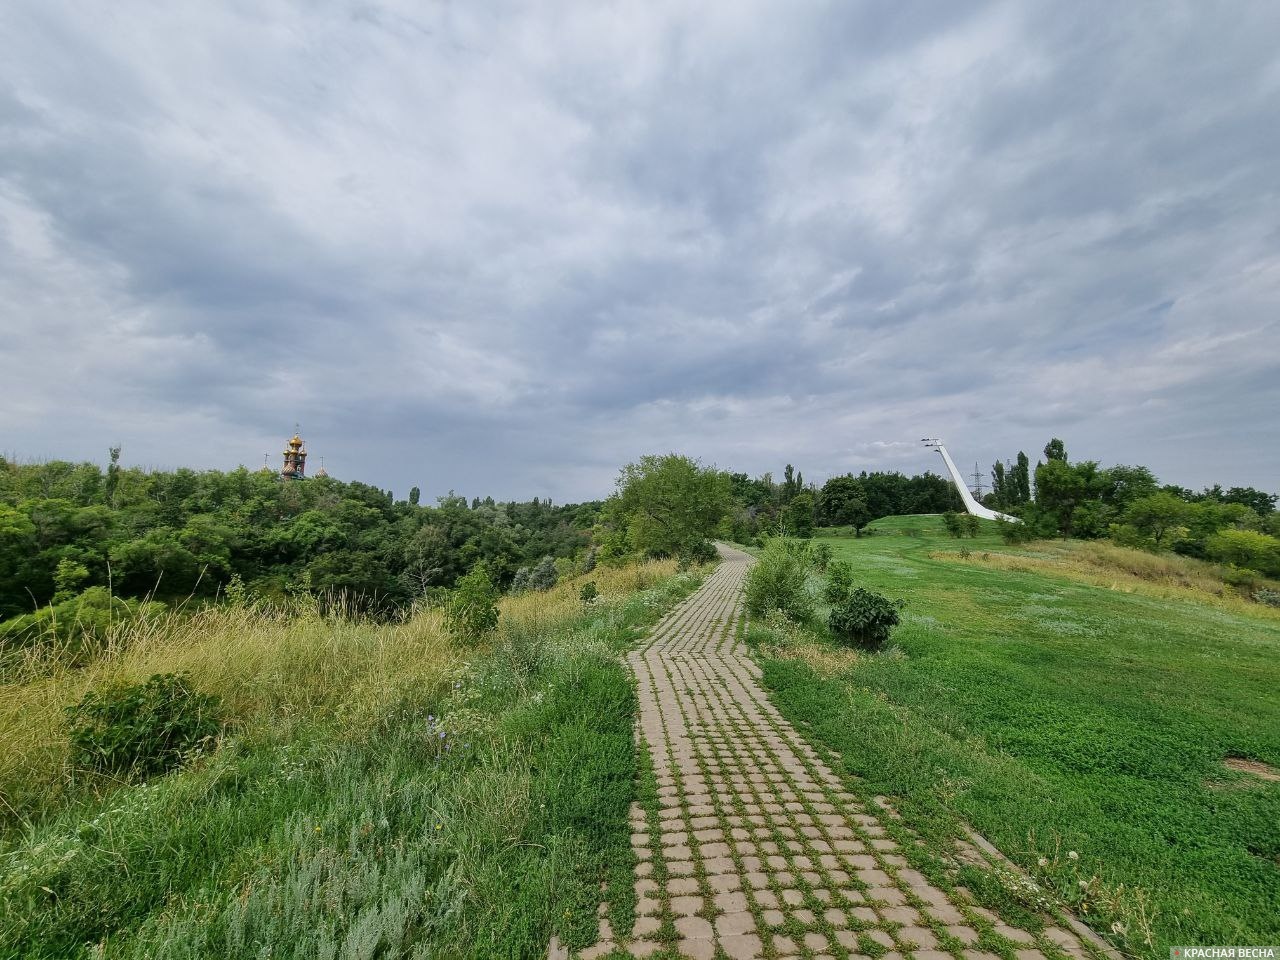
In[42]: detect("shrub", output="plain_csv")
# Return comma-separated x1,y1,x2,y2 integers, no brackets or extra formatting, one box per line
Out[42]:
1253,587,1280,608
0,587,165,654
580,581,599,607
510,567,531,593
580,547,597,574
999,519,1037,544
1205,529,1280,577
823,559,855,604
963,515,980,538
942,512,964,538
65,673,222,778
812,542,833,571
828,588,904,651
744,541,813,623
444,567,500,642
687,539,719,564
528,556,559,592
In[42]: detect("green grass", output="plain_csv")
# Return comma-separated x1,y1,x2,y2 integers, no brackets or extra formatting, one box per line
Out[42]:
754,516,1280,956
0,565,704,959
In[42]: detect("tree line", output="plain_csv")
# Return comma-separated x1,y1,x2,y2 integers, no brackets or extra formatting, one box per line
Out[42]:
982,439,1279,577
0,453,598,629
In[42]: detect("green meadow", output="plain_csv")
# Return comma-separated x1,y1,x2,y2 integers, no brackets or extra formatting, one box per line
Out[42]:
754,516,1280,954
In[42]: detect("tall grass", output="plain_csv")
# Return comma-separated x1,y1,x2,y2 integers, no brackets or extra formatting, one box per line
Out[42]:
0,559,698,959
936,539,1280,616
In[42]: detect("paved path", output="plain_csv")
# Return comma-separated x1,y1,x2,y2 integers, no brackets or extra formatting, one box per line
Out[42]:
575,544,1102,960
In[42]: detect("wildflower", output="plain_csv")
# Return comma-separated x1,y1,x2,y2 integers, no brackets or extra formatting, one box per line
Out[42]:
1067,850,1079,860
1111,922,1128,935
1037,857,1049,867
435,823,442,831
315,826,322,832
1078,879,1088,889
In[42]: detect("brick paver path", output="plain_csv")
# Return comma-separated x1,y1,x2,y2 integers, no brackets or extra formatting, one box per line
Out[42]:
572,544,1101,960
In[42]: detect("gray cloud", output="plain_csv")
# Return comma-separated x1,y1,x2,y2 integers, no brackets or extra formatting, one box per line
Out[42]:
1,1,1278,502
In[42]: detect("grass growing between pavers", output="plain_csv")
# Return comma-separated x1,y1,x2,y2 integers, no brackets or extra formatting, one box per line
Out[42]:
1,563,706,960
751,515,1280,956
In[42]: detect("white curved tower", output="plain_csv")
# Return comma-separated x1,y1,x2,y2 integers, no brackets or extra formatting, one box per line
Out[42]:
922,439,1022,523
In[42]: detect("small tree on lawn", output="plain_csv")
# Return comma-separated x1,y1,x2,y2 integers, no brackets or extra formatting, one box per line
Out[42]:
829,588,904,651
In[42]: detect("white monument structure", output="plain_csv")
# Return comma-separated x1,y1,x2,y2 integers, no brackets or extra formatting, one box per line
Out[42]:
922,439,1023,524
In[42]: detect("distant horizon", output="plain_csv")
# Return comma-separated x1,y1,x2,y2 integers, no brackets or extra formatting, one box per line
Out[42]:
4,434,1271,507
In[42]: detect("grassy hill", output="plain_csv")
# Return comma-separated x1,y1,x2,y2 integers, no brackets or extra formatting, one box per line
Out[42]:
0,561,703,959
754,517,1280,954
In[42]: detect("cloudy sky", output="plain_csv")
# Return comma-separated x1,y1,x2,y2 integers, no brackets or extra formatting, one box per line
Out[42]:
2,2,1277,503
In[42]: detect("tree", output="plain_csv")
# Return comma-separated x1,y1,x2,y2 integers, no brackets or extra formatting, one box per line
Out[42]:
991,461,1008,509
1014,452,1032,504
105,446,122,508
1204,529,1280,577
1125,493,1191,549
1101,465,1158,508
1043,438,1067,462
605,454,733,559
409,486,421,507
784,492,815,538
817,476,871,533
782,464,800,501
1034,459,1106,538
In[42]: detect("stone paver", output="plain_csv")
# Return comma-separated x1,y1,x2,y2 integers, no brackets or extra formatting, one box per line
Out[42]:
571,545,1103,960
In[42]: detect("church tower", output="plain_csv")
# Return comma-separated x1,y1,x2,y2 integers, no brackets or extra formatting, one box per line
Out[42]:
281,431,307,480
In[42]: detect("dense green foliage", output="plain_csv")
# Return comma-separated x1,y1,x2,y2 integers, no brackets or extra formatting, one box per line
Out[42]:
827,587,903,650
601,454,733,559
822,558,854,604
754,517,1280,954
730,466,958,540
65,673,222,778
976,438,1278,585
743,538,814,623
0,454,599,623
442,567,501,642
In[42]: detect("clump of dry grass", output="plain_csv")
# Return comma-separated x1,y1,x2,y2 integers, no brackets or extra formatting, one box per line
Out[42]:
933,540,1280,616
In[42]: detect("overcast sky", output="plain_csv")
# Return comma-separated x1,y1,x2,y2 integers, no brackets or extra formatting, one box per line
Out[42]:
2,2,1277,503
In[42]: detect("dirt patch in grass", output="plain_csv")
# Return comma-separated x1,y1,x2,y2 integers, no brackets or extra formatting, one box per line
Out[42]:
1223,756,1280,782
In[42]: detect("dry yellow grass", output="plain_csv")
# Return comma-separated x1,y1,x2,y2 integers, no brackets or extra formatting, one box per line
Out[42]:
0,558,680,822
932,539,1280,617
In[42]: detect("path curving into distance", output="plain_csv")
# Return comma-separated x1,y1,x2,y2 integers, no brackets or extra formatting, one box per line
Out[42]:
568,544,1106,960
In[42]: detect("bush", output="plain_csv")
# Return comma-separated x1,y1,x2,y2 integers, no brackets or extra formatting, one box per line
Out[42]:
580,581,599,607
744,541,814,623
828,588,903,651
581,547,597,574
999,519,1037,544
528,556,559,592
444,567,500,642
823,559,855,604
942,512,964,538
812,542,833,571
1253,587,1280,608
1205,529,1280,577
963,515,980,538
510,567,531,593
65,673,222,778
0,587,165,653
686,539,719,564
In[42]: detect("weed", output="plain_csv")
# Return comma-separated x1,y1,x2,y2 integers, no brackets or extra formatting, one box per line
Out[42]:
65,673,221,778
